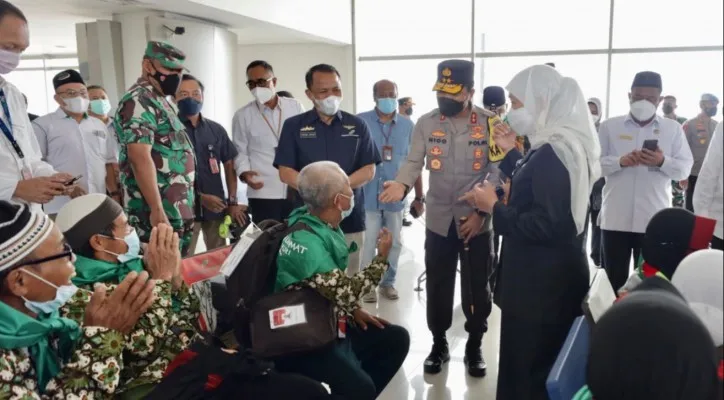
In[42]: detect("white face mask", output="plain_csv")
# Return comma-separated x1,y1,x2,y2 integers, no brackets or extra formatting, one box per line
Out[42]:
63,97,90,114
630,100,657,122
252,87,275,105
590,111,601,123
315,95,342,116
506,107,536,137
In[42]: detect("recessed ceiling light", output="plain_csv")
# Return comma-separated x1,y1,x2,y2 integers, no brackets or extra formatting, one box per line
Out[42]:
55,45,67,49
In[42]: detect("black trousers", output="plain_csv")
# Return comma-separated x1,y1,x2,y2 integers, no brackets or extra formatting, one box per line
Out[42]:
590,209,602,266
712,236,723,250
686,175,698,212
602,230,645,291
249,198,294,224
425,222,493,336
274,324,410,400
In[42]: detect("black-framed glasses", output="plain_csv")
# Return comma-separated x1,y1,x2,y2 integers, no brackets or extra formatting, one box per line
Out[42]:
15,243,74,268
246,77,273,89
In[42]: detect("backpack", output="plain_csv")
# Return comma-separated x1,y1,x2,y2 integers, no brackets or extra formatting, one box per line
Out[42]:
224,219,337,358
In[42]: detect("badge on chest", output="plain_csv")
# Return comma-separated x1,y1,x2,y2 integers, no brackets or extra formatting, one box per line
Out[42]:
208,144,220,174
382,145,393,161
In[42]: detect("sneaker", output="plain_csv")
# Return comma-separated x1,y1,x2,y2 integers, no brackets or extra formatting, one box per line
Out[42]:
362,291,377,303
380,286,399,300
402,218,412,227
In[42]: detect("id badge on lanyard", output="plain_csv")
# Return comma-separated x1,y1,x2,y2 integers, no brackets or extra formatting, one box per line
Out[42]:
0,90,30,179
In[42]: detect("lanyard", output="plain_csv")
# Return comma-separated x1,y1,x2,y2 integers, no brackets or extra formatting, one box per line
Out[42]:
0,90,23,159
256,102,283,141
379,120,393,144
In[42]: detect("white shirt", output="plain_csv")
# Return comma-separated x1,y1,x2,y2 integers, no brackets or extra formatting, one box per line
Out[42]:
693,121,723,239
0,77,56,212
599,114,694,233
32,108,118,214
232,96,305,199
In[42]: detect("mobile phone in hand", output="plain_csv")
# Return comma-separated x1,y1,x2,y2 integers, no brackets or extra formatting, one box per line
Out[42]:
65,175,83,186
642,139,658,152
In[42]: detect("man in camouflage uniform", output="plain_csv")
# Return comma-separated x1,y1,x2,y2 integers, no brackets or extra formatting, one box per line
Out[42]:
115,41,195,255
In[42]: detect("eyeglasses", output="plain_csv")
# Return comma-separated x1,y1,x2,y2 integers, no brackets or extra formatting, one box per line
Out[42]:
15,243,74,268
246,77,273,89
178,90,203,98
58,89,88,98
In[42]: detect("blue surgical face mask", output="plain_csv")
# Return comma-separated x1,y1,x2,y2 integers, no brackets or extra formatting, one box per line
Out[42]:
376,97,397,114
336,193,355,220
178,97,203,116
102,230,142,263
20,269,78,315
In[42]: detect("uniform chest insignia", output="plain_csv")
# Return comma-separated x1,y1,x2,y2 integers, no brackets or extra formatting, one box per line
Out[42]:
440,115,446,121
343,125,356,130
470,129,485,140
300,126,315,132
430,159,442,170
432,130,447,137
472,161,482,171
700,139,707,144
619,134,633,141
470,112,478,124
474,148,484,159
430,146,443,156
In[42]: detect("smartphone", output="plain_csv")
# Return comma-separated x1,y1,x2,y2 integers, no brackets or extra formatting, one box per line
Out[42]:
65,174,83,186
642,139,658,152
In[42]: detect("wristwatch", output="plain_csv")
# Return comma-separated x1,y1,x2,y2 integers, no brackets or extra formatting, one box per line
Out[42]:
474,208,486,217
414,196,425,204
228,196,238,206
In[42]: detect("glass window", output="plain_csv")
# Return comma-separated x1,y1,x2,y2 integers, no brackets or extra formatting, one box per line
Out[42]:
608,51,723,120
17,59,44,69
4,70,51,116
474,54,608,112
44,58,80,69
474,0,610,52
355,0,472,57
613,0,723,48
355,58,453,119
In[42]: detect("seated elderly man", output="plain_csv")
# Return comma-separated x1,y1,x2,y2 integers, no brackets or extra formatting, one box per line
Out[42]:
0,200,156,397
272,161,410,400
54,193,201,398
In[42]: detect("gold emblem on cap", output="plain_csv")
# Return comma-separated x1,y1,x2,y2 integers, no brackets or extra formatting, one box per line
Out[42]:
442,68,452,77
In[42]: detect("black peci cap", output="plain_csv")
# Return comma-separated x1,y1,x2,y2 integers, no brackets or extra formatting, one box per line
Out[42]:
483,86,506,108
632,71,662,91
52,69,85,90
433,59,474,95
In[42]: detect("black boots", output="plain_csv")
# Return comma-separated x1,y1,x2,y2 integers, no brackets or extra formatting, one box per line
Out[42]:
423,335,450,374
464,335,487,378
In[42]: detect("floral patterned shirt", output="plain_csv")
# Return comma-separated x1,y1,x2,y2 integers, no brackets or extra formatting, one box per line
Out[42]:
60,281,201,394
0,326,124,399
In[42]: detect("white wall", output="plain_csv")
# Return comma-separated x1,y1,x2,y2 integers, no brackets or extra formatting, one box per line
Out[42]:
236,43,355,113
113,12,239,133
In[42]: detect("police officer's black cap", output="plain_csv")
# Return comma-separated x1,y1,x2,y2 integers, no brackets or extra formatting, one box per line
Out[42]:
433,59,474,95
53,69,85,90
631,71,662,91
483,86,506,108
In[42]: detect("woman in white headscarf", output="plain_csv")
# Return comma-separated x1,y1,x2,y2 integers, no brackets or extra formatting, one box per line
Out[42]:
460,65,601,399
587,97,606,266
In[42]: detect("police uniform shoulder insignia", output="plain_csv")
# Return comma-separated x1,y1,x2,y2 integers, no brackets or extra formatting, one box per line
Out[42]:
300,126,315,132
470,112,478,124
472,161,482,171
440,114,446,121
430,159,442,170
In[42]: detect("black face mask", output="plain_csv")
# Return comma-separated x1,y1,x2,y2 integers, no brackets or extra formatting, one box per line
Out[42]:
405,107,413,116
705,107,718,117
152,69,181,96
662,104,674,114
437,97,466,117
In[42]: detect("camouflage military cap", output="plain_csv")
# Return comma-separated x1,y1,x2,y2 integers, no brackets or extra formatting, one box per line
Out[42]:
145,41,187,70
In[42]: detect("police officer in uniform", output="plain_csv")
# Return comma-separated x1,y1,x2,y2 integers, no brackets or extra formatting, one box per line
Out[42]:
380,60,496,378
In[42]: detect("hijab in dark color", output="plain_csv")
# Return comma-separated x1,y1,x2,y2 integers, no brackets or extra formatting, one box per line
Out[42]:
587,281,719,400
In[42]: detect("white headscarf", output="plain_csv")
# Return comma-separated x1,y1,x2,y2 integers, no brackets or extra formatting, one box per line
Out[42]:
506,65,601,235
672,249,724,346
587,97,603,126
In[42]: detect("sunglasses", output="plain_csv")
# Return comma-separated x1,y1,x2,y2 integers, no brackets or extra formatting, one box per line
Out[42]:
15,243,74,268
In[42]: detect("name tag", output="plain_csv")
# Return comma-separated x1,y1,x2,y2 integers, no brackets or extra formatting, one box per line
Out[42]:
269,303,307,329
300,131,317,139
618,134,633,141
93,130,107,139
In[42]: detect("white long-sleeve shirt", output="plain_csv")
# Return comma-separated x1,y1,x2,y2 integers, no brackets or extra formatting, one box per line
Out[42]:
599,114,694,233
232,96,305,199
693,121,723,239
0,77,56,212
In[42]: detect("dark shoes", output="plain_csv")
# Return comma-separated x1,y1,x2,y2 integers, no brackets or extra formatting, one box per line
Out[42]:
464,338,487,378
423,336,450,374
402,218,413,227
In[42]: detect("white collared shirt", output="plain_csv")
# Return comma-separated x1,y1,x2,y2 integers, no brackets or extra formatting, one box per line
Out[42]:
32,108,118,214
693,121,723,239
0,77,56,212
599,114,694,233
232,96,305,199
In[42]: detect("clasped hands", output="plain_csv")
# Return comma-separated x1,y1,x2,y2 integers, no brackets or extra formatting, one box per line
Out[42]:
620,148,665,168
458,180,509,215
